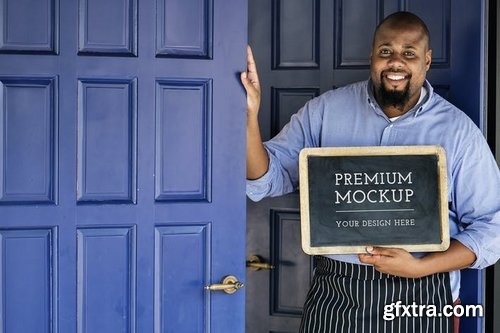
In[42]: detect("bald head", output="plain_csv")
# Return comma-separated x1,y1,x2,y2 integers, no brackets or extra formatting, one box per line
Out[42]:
373,12,431,50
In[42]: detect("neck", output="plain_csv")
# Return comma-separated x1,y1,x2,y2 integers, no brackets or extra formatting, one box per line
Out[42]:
381,103,414,118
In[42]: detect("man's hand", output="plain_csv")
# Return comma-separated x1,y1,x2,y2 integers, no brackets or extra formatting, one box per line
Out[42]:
358,240,476,279
240,45,261,118
241,45,269,180
359,246,427,278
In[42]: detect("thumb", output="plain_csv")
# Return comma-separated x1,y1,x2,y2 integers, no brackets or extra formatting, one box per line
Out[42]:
366,246,396,257
240,71,250,88
240,71,257,94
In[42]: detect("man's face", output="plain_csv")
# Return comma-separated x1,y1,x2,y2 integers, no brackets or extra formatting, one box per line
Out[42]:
370,23,432,110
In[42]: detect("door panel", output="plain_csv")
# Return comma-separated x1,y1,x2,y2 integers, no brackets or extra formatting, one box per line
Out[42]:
0,77,57,203
154,224,210,332
77,226,136,333
78,0,137,56
247,1,485,332
1,228,57,333
270,209,312,317
272,0,319,70
77,78,137,203
0,0,247,332
155,79,211,202
0,0,58,54
247,193,311,332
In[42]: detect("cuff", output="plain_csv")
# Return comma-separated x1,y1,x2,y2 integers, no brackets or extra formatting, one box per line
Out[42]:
451,233,483,269
246,163,275,202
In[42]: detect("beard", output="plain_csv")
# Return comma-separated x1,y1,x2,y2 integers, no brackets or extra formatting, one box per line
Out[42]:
377,79,411,110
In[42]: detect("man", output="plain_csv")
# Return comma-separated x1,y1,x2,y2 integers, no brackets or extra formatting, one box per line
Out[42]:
241,11,500,333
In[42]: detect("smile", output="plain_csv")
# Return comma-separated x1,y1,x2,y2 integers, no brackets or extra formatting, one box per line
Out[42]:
386,74,407,81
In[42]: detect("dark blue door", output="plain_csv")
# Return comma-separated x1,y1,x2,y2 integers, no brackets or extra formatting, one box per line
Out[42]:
0,0,247,332
247,0,486,332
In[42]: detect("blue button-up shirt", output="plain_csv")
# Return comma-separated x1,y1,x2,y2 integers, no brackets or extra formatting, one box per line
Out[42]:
247,79,500,300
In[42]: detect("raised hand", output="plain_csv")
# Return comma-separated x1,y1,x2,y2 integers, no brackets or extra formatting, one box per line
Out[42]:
241,45,269,180
240,45,261,118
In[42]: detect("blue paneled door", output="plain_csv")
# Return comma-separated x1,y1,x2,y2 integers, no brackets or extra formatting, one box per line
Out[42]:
0,0,247,332
247,0,486,332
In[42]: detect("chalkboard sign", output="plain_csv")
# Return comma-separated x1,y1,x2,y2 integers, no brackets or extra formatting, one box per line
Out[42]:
299,146,449,255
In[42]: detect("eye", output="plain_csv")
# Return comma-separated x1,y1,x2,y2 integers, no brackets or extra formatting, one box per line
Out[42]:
403,51,416,58
378,48,392,57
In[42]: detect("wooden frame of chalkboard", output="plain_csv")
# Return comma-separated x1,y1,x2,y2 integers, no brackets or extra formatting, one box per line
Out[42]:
299,146,449,255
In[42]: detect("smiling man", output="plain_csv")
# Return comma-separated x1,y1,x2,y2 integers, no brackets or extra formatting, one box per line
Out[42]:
370,14,432,117
242,11,500,333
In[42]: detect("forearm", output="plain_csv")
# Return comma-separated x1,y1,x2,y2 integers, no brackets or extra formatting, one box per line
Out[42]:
246,115,269,180
417,240,476,276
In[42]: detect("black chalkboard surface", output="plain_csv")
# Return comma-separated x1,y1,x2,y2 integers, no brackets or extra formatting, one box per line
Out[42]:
299,146,449,255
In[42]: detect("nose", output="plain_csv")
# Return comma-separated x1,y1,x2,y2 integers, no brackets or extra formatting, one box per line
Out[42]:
387,53,405,68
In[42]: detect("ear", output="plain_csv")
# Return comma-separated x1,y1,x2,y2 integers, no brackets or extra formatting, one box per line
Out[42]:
425,49,432,71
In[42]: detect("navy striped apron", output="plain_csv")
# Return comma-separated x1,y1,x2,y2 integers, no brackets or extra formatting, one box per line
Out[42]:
299,256,454,333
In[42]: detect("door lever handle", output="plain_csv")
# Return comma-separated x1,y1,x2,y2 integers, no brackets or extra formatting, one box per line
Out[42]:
205,275,244,294
246,255,274,271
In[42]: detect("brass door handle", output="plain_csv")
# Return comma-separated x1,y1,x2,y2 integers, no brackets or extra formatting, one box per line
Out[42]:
205,275,244,294
246,255,274,271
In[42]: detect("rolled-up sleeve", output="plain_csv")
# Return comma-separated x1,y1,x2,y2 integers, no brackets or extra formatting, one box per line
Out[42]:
450,132,500,269
246,137,303,202
246,95,324,202
246,93,324,201
246,150,284,201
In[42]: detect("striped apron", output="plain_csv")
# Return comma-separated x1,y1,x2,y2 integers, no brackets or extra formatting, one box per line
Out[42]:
299,256,454,333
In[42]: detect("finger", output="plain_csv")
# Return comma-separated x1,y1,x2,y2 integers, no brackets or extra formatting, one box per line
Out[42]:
241,69,260,97
366,246,397,257
240,71,248,86
247,46,257,73
358,253,381,265
246,46,260,85
358,253,371,263
240,71,256,93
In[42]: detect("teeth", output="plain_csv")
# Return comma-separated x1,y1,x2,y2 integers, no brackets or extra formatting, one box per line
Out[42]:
387,74,406,80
